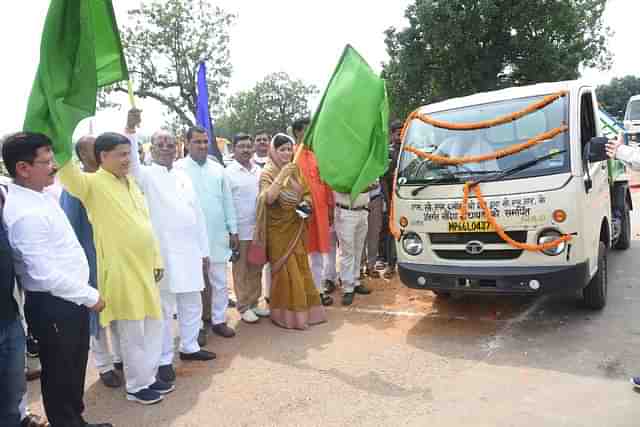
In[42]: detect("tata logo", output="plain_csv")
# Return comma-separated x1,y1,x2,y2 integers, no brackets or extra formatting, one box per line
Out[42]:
465,240,485,255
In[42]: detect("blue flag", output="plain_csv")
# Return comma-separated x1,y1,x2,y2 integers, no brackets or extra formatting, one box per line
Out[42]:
196,62,223,163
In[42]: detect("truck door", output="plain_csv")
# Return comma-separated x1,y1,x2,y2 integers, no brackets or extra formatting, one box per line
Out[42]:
580,88,609,272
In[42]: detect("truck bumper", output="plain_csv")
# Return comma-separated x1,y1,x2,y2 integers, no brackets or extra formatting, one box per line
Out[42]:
398,262,589,295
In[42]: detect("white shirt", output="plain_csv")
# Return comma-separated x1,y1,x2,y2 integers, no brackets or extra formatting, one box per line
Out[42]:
225,160,260,241
616,144,640,171
129,136,210,294
252,153,268,169
3,183,98,307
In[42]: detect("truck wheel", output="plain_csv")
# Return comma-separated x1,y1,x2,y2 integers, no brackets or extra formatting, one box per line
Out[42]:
613,204,631,250
582,242,607,310
432,290,451,299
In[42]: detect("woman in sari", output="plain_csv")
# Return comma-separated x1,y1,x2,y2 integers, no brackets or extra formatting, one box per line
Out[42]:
254,134,327,330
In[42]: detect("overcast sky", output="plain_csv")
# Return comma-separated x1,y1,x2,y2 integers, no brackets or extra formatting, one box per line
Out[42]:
0,0,637,137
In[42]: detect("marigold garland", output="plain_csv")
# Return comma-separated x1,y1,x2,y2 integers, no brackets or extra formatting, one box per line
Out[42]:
403,125,568,165
460,182,572,251
403,91,567,132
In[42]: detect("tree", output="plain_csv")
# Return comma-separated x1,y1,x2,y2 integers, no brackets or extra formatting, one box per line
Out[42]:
383,0,612,119
597,76,640,120
217,72,318,137
107,0,234,128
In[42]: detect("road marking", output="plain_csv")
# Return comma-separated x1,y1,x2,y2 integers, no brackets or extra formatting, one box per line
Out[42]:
482,295,548,358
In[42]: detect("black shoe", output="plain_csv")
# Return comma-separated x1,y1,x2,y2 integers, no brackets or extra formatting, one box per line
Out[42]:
149,379,175,395
180,350,216,361
228,299,237,308
342,292,354,306
157,364,176,383
197,328,208,347
320,293,334,306
324,280,337,294
354,284,372,295
99,369,122,388
113,362,123,371
211,322,236,338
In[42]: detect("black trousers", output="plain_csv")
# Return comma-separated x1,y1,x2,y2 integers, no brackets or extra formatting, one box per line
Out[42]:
25,292,90,427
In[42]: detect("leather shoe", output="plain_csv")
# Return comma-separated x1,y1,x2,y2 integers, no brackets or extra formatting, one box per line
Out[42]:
157,364,176,383
342,292,354,306
197,328,208,347
324,280,337,294
354,284,372,295
99,370,122,388
180,350,216,361
212,322,236,337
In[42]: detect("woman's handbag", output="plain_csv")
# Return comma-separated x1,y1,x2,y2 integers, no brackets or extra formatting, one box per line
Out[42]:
247,240,267,266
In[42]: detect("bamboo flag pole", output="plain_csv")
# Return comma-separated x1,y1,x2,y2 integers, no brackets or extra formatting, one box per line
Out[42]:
284,142,304,186
127,80,136,109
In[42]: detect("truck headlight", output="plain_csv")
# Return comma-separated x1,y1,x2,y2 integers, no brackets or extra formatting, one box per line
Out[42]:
402,232,423,256
537,229,566,256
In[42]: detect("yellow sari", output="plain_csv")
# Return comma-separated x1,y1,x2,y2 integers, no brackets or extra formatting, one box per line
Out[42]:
254,149,327,330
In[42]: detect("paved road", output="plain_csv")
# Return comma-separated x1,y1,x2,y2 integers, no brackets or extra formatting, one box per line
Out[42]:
25,208,640,426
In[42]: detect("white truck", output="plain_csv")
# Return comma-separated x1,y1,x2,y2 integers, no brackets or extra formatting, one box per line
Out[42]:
393,81,631,309
623,94,640,144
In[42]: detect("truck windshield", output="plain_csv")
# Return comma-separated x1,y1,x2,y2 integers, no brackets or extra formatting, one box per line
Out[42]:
625,100,640,121
398,95,569,184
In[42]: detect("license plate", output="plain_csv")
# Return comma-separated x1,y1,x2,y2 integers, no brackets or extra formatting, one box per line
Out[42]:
448,220,493,232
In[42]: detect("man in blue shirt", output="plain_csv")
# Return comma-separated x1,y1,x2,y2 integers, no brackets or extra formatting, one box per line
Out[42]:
60,136,122,389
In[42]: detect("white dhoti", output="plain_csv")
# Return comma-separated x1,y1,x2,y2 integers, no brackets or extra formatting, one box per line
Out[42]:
113,318,163,394
91,323,122,374
335,208,368,293
160,290,202,366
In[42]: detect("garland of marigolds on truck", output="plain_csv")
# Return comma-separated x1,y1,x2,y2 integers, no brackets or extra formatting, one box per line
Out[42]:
391,91,572,252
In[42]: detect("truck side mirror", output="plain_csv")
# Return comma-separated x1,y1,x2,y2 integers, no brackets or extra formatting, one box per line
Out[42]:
588,137,608,163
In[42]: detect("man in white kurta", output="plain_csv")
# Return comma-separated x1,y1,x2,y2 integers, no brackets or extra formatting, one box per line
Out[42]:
176,126,239,341
127,126,215,385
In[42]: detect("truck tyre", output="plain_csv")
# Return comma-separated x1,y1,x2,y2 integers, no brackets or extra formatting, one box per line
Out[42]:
582,242,607,310
613,204,631,250
432,290,451,299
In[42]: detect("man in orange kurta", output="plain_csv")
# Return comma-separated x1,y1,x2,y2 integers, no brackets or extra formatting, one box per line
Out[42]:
293,118,336,306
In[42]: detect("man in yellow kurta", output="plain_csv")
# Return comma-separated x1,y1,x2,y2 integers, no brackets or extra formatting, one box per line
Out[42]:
58,132,173,405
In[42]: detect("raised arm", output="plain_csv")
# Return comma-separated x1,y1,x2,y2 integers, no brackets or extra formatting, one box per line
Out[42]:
57,160,92,204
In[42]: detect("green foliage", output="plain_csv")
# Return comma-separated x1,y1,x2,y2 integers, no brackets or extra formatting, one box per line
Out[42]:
383,0,612,120
597,76,640,120
217,72,318,137
106,0,234,128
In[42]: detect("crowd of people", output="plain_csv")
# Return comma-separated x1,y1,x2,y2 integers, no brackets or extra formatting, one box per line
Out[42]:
0,111,405,427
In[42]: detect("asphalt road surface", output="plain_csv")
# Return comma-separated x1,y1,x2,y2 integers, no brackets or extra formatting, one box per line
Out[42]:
25,207,640,426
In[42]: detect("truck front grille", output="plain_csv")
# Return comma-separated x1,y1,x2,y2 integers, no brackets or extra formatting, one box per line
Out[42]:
434,249,523,260
429,231,527,245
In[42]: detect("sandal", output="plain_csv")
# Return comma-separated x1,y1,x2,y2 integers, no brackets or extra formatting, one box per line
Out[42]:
368,269,381,279
320,293,334,306
383,267,396,279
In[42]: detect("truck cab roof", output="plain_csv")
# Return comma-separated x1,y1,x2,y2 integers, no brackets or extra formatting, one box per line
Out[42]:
416,80,590,115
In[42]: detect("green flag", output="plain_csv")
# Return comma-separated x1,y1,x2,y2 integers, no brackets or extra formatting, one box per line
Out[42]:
23,0,129,165
304,45,389,200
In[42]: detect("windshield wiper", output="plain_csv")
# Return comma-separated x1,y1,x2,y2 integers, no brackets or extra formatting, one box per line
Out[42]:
406,150,566,197
473,149,567,185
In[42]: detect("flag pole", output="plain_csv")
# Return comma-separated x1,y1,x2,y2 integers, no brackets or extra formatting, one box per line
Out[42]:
127,80,136,108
